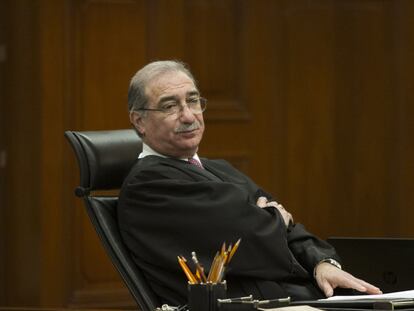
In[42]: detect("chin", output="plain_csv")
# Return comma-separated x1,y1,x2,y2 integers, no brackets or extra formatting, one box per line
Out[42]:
178,142,199,155
174,134,203,153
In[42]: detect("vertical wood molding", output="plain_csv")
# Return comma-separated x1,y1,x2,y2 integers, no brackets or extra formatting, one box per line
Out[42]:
0,0,8,304
38,0,71,306
331,0,396,236
3,0,42,305
268,1,337,235
391,1,414,236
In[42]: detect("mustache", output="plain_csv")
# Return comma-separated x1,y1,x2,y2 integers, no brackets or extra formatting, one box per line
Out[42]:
175,121,201,133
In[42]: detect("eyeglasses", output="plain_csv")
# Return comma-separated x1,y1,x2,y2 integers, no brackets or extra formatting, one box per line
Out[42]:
135,97,207,115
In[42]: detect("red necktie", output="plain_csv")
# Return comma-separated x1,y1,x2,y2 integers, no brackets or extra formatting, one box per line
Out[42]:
188,157,204,169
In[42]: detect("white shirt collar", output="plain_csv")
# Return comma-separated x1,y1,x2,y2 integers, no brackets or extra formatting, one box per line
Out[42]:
139,143,202,162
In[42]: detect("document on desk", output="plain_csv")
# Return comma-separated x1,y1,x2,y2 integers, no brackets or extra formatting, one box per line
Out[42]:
259,306,322,311
291,290,414,310
319,290,414,301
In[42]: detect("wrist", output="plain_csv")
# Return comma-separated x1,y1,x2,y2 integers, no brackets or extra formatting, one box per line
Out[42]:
314,258,342,278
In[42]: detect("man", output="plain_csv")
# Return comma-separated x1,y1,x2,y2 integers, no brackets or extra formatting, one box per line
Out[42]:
118,60,381,305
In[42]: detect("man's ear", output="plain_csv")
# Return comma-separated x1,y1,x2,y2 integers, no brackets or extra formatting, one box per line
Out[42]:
129,111,145,136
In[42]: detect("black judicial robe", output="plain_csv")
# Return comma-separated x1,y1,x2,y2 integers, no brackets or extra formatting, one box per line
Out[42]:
118,155,340,305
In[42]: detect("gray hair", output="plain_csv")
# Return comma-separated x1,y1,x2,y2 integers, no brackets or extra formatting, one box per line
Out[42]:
128,60,197,112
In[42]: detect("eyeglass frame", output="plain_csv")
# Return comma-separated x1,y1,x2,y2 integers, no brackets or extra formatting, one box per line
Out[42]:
133,97,207,116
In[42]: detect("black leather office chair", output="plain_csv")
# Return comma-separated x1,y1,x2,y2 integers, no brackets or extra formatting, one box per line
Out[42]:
65,129,161,311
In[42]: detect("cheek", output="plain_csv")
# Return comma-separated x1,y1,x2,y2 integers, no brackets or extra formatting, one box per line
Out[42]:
198,126,205,138
197,115,205,129
149,118,176,136
199,119,205,134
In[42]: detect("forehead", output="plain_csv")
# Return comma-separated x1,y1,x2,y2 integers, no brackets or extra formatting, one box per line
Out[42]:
145,71,198,102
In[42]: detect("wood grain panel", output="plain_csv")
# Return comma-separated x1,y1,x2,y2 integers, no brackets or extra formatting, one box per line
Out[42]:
281,1,336,235
331,0,395,236
79,0,146,130
183,0,248,120
145,0,186,59
0,0,7,303
391,0,414,237
3,0,42,306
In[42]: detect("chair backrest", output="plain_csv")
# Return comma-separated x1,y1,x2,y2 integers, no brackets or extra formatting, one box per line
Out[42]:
65,129,161,311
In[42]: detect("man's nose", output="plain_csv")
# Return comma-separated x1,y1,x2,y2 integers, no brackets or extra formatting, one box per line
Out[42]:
179,104,196,122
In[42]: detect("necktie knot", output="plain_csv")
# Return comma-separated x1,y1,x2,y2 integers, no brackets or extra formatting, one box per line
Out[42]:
188,157,203,169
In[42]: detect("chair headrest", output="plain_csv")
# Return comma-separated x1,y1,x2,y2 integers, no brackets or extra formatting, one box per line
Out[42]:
65,129,142,196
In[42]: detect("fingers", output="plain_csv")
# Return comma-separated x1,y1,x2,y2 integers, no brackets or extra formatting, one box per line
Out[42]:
256,197,281,209
340,274,368,293
320,279,334,297
336,272,381,294
316,263,382,297
316,263,365,293
273,204,293,226
315,263,339,296
256,196,268,208
256,197,293,227
351,277,382,294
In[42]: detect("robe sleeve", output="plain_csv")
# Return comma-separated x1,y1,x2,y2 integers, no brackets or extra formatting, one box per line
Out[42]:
237,175,340,274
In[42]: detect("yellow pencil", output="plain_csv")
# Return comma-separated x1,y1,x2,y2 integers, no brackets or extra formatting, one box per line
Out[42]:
221,242,226,256
178,256,198,284
207,252,220,282
228,238,241,263
192,251,207,283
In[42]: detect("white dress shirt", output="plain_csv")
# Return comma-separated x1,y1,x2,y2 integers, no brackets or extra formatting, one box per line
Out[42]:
139,143,202,163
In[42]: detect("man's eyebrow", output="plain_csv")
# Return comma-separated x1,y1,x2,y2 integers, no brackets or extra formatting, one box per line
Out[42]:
157,91,200,106
157,95,178,106
187,91,200,97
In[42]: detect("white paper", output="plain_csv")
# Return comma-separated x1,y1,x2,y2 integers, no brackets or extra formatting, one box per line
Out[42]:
318,290,414,301
260,306,322,311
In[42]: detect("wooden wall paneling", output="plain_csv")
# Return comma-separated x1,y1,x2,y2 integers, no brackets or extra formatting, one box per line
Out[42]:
241,1,286,191
38,0,74,307
392,1,414,237
3,0,42,306
332,3,366,236
281,1,336,238
0,0,7,304
184,0,249,121
256,0,290,197
79,0,146,131
332,1,396,237
146,0,186,60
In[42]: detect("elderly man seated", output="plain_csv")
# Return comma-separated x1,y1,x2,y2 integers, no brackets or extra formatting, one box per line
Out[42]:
118,60,381,305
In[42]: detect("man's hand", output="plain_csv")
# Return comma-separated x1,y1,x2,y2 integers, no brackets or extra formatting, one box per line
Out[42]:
315,262,382,297
256,196,293,227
